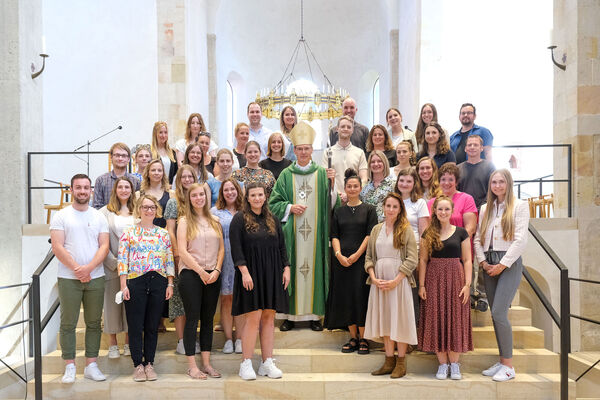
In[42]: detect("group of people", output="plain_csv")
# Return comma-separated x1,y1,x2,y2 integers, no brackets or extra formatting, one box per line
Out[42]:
50,97,529,385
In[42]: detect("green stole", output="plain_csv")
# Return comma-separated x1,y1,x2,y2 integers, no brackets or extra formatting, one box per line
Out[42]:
269,161,339,315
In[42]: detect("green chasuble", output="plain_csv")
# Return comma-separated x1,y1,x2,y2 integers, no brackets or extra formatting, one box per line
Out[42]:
269,161,340,316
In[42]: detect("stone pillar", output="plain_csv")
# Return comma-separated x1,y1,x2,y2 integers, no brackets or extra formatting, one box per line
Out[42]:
553,0,600,350
207,33,218,137
157,0,187,139
390,29,399,108
0,0,43,354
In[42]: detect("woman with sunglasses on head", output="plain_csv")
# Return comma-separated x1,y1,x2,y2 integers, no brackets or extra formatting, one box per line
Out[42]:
118,194,174,382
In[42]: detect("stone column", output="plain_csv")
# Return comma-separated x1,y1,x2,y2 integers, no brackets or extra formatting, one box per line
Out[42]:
156,0,188,139
0,0,44,354
553,0,600,350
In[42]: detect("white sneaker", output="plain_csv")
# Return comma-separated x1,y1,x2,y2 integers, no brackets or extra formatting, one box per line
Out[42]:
235,338,243,354
450,362,462,380
492,364,516,382
123,344,130,356
176,339,185,355
435,363,449,380
108,345,120,359
239,358,256,380
195,341,201,354
61,363,76,383
84,362,106,381
258,358,282,379
223,339,234,354
482,362,503,376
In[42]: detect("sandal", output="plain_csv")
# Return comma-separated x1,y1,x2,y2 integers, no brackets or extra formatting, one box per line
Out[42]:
187,367,207,380
341,337,359,353
358,338,370,355
201,366,222,378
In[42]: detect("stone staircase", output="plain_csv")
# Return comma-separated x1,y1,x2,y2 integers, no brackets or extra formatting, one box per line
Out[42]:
23,300,576,399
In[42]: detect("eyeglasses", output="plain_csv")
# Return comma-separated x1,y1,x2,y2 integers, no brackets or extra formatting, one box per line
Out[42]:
460,111,474,116
112,153,130,159
141,205,157,211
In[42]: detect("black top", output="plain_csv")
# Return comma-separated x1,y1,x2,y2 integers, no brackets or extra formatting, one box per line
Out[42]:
417,150,456,169
367,149,397,168
167,150,179,184
331,203,378,255
233,149,247,168
258,157,292,180
229,211,289,315
458,160,495,210
206,158,216,175
152,191,170,228
428,227,469,258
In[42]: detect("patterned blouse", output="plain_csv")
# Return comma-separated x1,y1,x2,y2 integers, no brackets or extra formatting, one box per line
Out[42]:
118,225,175,280
231,166,276,197
360,174,396,222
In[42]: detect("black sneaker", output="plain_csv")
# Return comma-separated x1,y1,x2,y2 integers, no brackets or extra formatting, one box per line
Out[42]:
310,320,323,331
279,319,295,331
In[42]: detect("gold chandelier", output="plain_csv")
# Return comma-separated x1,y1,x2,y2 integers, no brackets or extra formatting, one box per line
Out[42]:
255,0,349,122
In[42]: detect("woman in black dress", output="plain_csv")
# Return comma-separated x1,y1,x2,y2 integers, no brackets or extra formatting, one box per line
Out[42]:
325,169,378,354
229,182,291,380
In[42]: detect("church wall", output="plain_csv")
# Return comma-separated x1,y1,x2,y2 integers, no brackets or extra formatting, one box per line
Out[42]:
0,0,43,356
41,0,159,213
419,0,553,172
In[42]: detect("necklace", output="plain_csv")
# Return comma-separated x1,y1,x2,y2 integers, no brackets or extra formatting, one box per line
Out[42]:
348,201,362,214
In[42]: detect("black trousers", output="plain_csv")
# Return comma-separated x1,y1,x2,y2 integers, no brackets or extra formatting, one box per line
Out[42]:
178,269,221,355
124,271,167,367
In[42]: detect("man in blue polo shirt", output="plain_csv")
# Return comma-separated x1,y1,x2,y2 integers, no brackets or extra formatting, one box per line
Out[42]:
450,103,493,164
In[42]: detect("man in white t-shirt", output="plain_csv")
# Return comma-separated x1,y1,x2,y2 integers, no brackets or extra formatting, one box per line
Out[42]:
247,102,272,160
50,174,110,384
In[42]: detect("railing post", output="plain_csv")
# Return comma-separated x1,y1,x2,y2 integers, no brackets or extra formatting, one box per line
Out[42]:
32,275,42,400
28,291,33,358
27,152,32,224
567,144,572,218
560,268,570,399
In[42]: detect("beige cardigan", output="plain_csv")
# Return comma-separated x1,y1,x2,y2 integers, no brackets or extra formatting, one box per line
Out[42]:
364,222,418,288
100,206,136,280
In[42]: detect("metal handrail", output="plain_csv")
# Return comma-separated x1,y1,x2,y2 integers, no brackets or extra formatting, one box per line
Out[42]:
524,222,570,399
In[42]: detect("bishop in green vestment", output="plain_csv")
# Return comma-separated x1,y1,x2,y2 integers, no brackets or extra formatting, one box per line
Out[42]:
269,122,339,330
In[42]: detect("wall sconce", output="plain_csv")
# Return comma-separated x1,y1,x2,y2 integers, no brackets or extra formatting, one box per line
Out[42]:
31,54,49,79
547,46,566,71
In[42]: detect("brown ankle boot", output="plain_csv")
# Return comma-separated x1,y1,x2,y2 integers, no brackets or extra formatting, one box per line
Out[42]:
391,356,406,378
371,355,396,375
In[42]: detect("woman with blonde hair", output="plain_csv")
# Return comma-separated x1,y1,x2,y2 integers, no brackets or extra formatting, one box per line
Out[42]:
360,150,396,221
100,177,135,359
233,122,250,168
259,132,292,180
417,122,456,168
418,196,473,380
164,165,198,354
366,124,396,167
364,192,418,378
136,159,171,228
416,157,441,201
177,183,224,379
207,149,245,207
118,194,174,381
132,144,152,183
279,105,297,160
474,169,529,382
150,121,178,183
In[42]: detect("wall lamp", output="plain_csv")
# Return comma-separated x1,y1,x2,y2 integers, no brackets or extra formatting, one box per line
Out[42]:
548,46,566,71
31,54,49,79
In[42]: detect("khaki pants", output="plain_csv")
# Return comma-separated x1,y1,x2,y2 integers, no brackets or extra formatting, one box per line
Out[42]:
57,277,105,360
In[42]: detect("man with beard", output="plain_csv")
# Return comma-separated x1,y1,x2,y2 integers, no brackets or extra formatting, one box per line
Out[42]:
50,174,110,383
449,103,493,164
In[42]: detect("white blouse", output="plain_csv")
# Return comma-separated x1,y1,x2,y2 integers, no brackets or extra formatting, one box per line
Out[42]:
474,198,529,267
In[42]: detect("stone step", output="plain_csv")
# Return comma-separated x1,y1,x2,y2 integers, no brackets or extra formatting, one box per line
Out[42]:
28,372,575,399
59,324,545,351
569,352,600,400
40,347,559,375
471,306,532,327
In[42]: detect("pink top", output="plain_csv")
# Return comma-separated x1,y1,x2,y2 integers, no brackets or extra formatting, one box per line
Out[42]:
179,219,222,271
427,191,477,228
